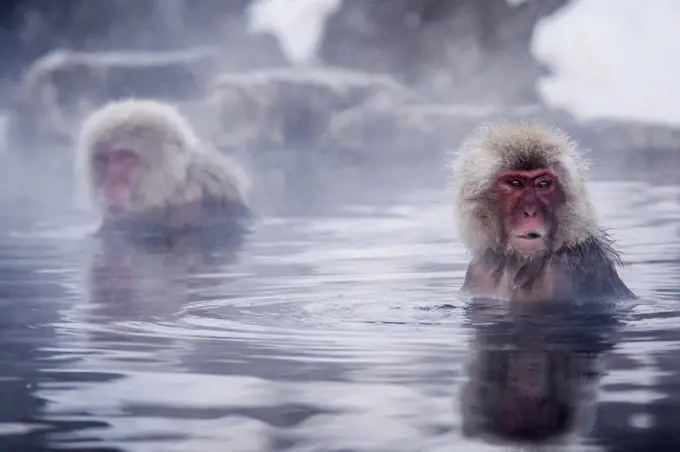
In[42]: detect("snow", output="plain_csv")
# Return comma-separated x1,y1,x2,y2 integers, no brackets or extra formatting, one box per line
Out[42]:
247,0,341,65
533,0,680,125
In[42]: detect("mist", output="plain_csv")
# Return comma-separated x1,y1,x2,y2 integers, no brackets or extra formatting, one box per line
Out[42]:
4,0,679,185
0,2,679,452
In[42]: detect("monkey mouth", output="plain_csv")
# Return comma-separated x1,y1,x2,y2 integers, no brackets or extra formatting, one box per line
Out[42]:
518,231,543,240
509,230,547,256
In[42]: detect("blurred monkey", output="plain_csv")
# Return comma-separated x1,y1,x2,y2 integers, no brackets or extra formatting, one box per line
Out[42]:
451,121,635,303
76,99,250,242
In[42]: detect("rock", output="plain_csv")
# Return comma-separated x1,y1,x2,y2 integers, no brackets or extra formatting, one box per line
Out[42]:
6,46,220,150
574,119,680,154
318,0,570,106
568,119,680,180
198,67,422,153
0,1,266,89
320,102,680,175
320,102,555,158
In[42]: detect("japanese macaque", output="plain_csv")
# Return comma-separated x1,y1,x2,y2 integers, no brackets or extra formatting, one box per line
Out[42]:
451,121,635,303
76,99,250,242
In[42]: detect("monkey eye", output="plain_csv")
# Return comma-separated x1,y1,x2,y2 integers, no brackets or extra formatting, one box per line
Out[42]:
536,179,552,189
507,179,524,188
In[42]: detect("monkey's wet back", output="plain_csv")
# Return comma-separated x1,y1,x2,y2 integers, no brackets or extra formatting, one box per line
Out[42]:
0,181,678,452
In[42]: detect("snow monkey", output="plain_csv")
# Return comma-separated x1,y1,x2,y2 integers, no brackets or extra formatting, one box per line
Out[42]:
451,121,635,303
76,99,250,240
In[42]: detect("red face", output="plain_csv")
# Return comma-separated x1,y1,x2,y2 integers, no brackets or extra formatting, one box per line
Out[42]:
495,168,560,256
93,148,141,214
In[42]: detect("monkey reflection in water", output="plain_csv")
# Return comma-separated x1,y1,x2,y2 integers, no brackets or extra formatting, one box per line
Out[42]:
460,300,621,444
85,232,243,321
76,98,251,246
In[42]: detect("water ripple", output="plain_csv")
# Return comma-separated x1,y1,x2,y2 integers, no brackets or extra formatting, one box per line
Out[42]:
0,181,678,451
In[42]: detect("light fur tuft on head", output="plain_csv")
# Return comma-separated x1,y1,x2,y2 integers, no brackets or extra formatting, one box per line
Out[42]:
76,98,248,212
450,120,598,256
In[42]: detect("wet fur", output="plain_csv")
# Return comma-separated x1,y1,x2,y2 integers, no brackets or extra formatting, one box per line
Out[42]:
451,121,635,302
76,99,250,236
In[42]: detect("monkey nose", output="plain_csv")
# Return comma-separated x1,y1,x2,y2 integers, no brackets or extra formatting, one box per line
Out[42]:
522,206,538,218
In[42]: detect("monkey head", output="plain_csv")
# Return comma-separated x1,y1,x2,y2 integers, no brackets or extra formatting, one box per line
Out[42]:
495,168,560,257
451,122,599,260
76,99,204,217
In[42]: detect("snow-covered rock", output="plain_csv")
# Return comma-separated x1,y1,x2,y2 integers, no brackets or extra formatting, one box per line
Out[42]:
199,67,420,152
6,47,219,150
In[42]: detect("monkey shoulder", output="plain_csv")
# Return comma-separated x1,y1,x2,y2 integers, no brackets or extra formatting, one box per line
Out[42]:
178,152,251,222
187,151,249,204
555,235,636,302
461,256,501,298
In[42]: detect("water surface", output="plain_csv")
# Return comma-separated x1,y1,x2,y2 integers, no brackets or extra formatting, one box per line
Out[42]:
0,164,678,452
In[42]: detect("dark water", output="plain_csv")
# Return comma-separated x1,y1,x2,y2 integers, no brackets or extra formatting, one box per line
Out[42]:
0,158,679,452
